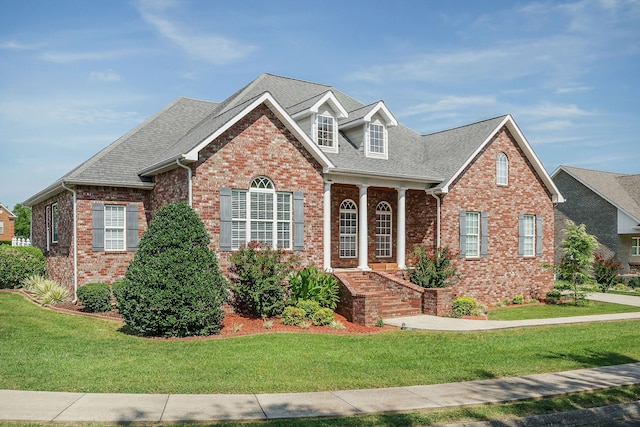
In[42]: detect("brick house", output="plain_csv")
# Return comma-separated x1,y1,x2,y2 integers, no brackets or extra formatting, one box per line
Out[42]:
0,203,16,242
24,74,563,322
552,165,640,274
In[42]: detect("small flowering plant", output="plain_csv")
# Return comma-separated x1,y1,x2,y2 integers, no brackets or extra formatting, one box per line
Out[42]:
228,241,298,318
408,245,458,288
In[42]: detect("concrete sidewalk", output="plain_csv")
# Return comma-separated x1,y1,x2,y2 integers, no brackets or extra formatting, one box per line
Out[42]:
384,292,640,331
2,363,640,423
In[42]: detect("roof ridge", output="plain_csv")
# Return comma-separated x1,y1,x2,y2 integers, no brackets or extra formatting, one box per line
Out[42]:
561,165,632,177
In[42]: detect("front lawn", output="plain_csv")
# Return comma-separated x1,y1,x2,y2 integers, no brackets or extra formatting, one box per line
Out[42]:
488,300,640,321
1,292,640,394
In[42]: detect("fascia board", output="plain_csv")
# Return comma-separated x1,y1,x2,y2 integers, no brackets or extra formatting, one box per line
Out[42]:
183,92,334,169
364,101,398,127
311,91,348,118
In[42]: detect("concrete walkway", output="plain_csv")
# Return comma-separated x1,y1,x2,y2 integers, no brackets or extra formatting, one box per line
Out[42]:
2,292,640,423
384,292,640,331
2,363,640,423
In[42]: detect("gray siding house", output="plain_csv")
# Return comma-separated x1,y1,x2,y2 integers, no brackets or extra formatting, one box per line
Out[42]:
552,165,640,274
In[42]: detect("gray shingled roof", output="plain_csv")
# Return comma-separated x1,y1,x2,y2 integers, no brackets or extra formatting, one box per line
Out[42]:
26,73,547,205
559,166,640,221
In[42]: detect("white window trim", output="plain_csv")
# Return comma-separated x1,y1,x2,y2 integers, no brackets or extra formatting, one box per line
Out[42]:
365,122,388,159
339,199,358,258
231,178,292,250
465,211,480,258
496,152,508,186
632,237,640,256
523,214,535,257
314,113,338,153
375,201,392,258
104,205,126,252
51,203,59,243
0,220,3,235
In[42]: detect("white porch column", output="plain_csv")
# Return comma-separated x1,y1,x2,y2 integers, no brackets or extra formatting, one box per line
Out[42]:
323,182,332,272
397,187,407,269
358,184,370,270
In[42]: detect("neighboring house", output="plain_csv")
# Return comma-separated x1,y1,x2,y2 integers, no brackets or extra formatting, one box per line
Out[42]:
0,203,16,242
24,73,563,319
552,165,640,274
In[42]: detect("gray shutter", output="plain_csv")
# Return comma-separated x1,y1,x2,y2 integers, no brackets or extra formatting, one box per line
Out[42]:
536,215,543,257
219,188,232,252
480,211,488,258
517,214,525,257
293,192,304,251
91,203,104,252
126,204,138,251
459,210,466,258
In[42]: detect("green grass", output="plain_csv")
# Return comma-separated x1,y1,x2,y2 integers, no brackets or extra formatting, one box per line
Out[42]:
488,300,640,320
2,292,640,394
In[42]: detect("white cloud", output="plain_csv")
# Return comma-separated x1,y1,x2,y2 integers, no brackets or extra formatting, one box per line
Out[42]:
89,69,122,83
555,86,592,94
400,95,497,117
521,103,596,118
0,40,36,50
41,49,136,63
136,0,256,65
50,108,142,125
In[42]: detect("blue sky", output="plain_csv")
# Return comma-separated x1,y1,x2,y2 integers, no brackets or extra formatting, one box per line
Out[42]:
1,0,638,210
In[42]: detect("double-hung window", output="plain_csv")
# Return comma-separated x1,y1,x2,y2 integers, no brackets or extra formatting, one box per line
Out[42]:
316,114,335,149
518,214,542,257
104,205,125,251
0,220,3,235
632,237,640,256
375,201,392,258
465,211,480,258
521,214,535,257
339,200,358,258
367,123,386,157
230,177,292,249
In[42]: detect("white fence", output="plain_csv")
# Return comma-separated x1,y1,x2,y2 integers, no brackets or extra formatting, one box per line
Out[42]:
11,237,31,246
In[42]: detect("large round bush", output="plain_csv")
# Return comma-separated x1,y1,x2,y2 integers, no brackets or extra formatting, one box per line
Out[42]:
114,202,228,337
0,246,46,289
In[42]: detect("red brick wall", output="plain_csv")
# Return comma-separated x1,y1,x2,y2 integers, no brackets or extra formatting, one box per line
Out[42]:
151,168,189,212
190,104,325,273
439,127,555,305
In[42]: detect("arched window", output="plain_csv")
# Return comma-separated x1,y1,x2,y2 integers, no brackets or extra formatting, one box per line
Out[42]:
339,200,357,258
496,152,508,185
231,176,291,249
375,201,392,258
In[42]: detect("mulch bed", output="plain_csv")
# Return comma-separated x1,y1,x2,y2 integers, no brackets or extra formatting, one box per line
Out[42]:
4,290,393,339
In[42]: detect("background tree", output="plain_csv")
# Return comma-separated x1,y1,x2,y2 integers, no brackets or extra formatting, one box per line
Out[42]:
113,202,228,337
12,204,31,238
557,220,598,305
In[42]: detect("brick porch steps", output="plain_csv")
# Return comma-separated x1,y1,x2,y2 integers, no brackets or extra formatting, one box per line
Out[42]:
334,271,422,324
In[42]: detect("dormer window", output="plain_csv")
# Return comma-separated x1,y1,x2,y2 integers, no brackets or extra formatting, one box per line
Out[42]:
365,122,387,159
316,114,336,149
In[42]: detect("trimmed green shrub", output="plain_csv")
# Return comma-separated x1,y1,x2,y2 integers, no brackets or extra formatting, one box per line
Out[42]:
295,299,321,319
409,246,458,288
311,308,334,326
0,246,46,289
450,296,479,318
545,289,562,304
114,202,228,337
280,306,306,326
77,282,112,313
229,241,297,318
512,294,524,305
288,265,339,309
629,277,640,290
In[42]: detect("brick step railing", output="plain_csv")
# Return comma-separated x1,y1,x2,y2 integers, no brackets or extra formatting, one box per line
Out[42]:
334,271,423,325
